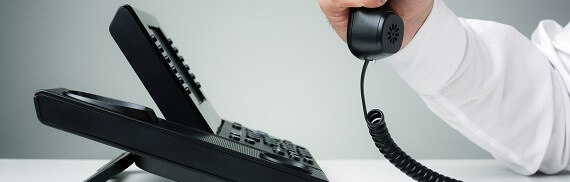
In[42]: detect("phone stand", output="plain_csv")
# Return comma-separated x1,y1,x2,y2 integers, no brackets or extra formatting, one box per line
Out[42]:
85,151,230,182
85,152,135,182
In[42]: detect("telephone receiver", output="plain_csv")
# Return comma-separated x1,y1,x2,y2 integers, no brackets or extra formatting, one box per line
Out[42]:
347,3,404,60
348,3,463,182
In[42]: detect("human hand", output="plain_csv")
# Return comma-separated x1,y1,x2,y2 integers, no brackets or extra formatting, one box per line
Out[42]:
318,0,434,49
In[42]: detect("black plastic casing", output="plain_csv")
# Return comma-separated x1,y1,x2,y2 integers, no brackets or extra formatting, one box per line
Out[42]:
34,88,328,182
347,7,404,60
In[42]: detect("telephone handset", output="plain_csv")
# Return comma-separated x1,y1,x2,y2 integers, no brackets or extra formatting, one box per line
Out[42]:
348,2,462,182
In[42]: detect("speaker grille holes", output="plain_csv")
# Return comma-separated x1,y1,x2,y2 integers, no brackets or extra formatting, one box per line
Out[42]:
387,24,400,44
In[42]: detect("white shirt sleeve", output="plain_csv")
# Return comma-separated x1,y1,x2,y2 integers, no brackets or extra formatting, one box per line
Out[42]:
382,0,570,175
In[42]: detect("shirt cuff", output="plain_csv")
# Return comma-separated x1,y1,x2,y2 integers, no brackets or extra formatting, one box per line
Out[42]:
383,0,467,95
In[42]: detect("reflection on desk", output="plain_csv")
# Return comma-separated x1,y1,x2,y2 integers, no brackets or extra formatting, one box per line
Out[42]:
0,159,568,182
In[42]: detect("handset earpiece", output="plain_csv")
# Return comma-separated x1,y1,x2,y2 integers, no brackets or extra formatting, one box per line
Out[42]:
347,4,404,60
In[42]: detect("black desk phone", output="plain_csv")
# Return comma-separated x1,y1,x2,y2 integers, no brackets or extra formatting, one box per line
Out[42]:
34,5,327,182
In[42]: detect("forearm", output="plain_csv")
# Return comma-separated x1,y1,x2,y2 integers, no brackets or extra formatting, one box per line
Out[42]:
384,0,570,175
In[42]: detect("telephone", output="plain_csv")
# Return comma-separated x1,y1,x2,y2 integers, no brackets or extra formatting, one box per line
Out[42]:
34,5,328,182
348,2,462,182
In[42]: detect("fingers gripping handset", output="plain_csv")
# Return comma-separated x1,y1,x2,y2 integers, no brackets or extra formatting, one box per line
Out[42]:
349,1,462,181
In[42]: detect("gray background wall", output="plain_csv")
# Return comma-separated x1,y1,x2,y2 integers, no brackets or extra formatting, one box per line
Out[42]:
0,0,568,160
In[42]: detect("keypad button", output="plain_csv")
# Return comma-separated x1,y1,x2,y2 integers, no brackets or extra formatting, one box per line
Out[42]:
189,73,196,79
164,56,171,63
290,154,301,161
171,66,177,73
184,64,190,71
178,77,184,84
151,35,157,42
179,56,184,62
244,138,255,144
184,87,191,94
195,82,202,88
273,147,285,156
229,133,240,141
167,38,173,44
303,157,314,164
173,47,179,53
232,123,242,130
157,45,164,52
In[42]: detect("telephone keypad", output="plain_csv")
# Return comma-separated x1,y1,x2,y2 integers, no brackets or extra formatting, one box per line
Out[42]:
225,122,317,166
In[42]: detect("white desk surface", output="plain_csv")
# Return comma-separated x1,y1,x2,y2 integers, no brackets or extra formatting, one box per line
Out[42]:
0,159,569,182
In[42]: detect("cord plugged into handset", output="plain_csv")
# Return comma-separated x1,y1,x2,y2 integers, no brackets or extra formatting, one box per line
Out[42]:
350,2,462,182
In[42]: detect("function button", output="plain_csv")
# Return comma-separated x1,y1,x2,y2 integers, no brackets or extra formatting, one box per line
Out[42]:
232,123,242,130
171,66,178,73
263,136,275,144
229,133,240,141
256,130,268,136
281,143,295,151
179,56,185,62
264,137,278,144
184,64,190,71
184,87,191,94
246,132,259,138
283,140,292,144
273,147,285,156
290,154,301,161
157,45,164,52
303,157,314,164
248,133,259,138
151,35,157,42
167,38,173,44
252,137,261,143
244,138,255,145
230,131,240,136
173,47,179,53
178,77,184,84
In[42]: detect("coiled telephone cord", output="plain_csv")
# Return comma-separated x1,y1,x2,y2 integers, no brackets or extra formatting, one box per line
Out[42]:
360,60,462,182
